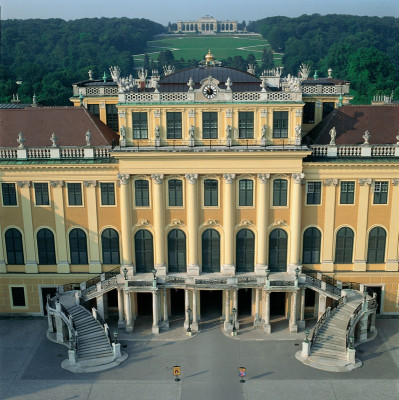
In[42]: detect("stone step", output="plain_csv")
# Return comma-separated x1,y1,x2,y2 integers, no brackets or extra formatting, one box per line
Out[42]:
79,343,111,352
312,343,346,352
78,352,114,362
78,347,112,357
311,347,347,357
311,350,347,360
314,338,346,346
79,336,108,345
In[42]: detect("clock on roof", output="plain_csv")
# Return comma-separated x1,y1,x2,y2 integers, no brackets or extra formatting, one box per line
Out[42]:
203,84,217,99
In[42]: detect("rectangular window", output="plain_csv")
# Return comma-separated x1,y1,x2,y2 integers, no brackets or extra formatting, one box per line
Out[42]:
373,181,388,204
340,181,355,204
87,104,100,118
135,180,149,207
2,183,17,206
238,112,254,138
132,112,148,139
202,112,218,139
11,287,26,307
273,111,288,138
106,104,119,132
34,183,49,206
322,102,335,119
67,183,82,206
169,180,183,206
239,179,253,206
204,179,218,206
273,179,288,206
100,183,115,205
303,102,315,124
306,182,321,205
167,112,182,139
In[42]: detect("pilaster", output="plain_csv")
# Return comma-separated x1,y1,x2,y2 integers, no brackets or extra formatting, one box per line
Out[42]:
185,174,200,276
222,174,235,276
354,179,372,271
289,173,304,272
263,290,271,333
321,179,338,272
118,174,133,271
386,179,399,271
151,174,167,275
18,181,38,273
50,181,69,273
256,174,270,274
84,180,101,273
0,224,6,273
152,290,159,334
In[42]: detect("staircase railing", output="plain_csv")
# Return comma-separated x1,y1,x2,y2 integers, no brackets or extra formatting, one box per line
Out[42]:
346,302,363,348
91,307,112,345
311,307,331,344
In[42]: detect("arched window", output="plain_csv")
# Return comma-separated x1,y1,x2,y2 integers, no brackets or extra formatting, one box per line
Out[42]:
5,228,24,265
37,228,56,265
335,227,354,264
69,228,88,264
202,229,220,273
367,227,386,263
269,229,288,272
168,229,186,273
236,229,255,272
135,230,154,273
101,228,120,264
303,227,321,264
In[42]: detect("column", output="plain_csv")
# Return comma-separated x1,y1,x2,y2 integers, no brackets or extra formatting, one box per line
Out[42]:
224,289,232,330
163,288,169,329
256,174,270,274
118,174,133,271
318,293,327,319
354,179,372,271
386,179,399,271
96,294,107,320
233,289,239,329
184,288,190,328
321,179,338,272
117,288,125,328
289,173,304,272
263,290,271,333
185,174,199,276
151,174,166,275
254,288,261,326
18,181,38,273
124,290,133,333
222,174,235,275
152,290,159,334
50,181,69,273
0,224,6,273
290,291,298,333
84,180,101,273
191,289,198,331
298,288,306,329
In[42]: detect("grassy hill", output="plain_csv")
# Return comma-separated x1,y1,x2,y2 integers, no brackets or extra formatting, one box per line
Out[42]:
133,34,283,66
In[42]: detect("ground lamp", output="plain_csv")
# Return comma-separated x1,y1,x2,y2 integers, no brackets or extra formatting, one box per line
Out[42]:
232,307,237,334
113,331,118,344
187,307,192,333
123,267,128,280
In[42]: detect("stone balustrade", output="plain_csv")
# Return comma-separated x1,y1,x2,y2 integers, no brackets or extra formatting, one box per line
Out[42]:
311,144,399,157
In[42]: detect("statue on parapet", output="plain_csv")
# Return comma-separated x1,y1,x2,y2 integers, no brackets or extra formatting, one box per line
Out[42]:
329,127,336,146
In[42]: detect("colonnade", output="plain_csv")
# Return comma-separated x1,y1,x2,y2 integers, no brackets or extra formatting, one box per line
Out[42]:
118,172,305,277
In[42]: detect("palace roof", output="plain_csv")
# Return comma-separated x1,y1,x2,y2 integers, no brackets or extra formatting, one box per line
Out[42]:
0,107,118,148
305,105,399,145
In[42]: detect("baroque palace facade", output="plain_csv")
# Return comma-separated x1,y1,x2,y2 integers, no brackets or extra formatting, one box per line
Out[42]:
0,51,398,368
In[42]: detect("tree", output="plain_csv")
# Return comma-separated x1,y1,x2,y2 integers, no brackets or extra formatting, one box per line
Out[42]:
261,47,274,71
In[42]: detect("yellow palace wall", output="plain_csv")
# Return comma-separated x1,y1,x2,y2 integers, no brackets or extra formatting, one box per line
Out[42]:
0,151,398,315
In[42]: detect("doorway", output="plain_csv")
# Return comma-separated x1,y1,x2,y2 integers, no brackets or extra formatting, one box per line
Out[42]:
170,289,185,316
200,290,222,317
238,289,252,316
40,287,57,315
137,292,152,316
270,292,286,316
366,286,382,314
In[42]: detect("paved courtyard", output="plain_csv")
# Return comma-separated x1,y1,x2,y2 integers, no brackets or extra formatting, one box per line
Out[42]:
0,316,398,400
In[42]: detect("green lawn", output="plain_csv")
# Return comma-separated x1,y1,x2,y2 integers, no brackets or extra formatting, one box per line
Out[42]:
133,34,283,66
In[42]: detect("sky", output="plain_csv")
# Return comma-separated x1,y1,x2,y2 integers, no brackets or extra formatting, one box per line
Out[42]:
1,0,398,24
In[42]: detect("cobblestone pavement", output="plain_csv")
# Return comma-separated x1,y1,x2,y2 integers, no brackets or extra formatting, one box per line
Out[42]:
0,317,398,400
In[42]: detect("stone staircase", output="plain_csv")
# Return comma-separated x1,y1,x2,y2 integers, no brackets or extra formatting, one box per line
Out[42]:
309,291,363,368
66,304,114,364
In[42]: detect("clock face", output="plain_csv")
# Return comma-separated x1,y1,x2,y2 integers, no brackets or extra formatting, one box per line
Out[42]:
203,85,217,99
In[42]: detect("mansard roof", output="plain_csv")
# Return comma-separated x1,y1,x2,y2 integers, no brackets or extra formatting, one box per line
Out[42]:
304,105,399,145
0,107,118,148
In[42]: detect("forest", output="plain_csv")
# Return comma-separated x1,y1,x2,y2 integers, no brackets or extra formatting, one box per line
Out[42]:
1,15,398,105
0,18,165,105
248,14,399,103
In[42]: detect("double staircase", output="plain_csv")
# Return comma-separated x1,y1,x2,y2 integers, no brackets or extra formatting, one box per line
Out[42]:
67,304,114,363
